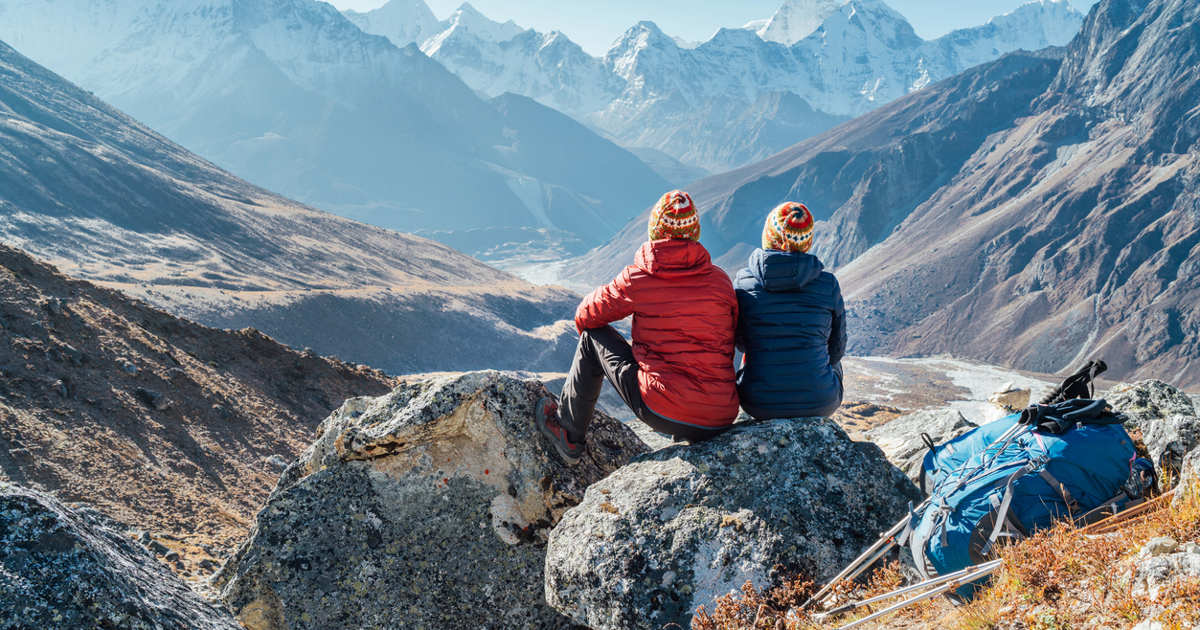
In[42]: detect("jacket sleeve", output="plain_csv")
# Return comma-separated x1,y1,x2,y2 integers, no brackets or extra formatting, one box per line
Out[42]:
574,267,635,333
828,278,847,365
733,290,746,353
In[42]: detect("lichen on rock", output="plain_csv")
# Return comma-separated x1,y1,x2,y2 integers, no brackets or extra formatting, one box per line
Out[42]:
0,482,239,630
1106,380,1200,480
212,371,648,630
543,417,921,630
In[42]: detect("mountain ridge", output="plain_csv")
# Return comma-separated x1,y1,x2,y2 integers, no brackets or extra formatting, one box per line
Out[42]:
0,0,668,261
575,0,1199,387
347,0,1086,174
0,35,581,375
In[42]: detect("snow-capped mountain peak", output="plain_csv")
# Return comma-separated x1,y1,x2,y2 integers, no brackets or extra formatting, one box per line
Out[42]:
420,2,524,56
342,0,441,47
985,0,1085,46
451,2,523,41
754,0,843,45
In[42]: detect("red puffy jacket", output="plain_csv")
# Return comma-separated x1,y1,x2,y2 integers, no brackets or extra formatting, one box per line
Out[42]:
575,239,740,428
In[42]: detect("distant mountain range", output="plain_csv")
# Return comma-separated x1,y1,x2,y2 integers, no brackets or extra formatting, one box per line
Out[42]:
0,0,669,261
574,0,1200,387
346,0,1085,174
0,37,579,375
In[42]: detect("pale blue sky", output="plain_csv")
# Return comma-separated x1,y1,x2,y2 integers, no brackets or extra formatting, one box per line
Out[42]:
329,0,1102,55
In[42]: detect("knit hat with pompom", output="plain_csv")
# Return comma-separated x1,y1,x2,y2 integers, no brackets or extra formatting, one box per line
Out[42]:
648,190,701,241
762,202,814,253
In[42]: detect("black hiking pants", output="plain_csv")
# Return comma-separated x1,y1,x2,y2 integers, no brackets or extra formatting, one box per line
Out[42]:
558,326,730,444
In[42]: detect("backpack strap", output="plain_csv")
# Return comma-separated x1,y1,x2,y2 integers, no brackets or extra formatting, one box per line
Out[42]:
981,459,1043,556
1038,469,1081,513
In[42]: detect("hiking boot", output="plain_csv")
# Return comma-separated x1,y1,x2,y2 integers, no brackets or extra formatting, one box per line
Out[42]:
535,397,583,465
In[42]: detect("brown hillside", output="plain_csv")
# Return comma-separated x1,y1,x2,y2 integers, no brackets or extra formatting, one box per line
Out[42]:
0,244,395,579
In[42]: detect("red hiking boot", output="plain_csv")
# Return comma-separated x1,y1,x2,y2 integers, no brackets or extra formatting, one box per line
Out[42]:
535,397,583,465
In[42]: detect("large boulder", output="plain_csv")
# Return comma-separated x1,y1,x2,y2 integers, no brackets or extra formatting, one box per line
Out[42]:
544,417,921,630
0,482,239,630
864,409,978,487
212,371,648,630
1106,380,1200,479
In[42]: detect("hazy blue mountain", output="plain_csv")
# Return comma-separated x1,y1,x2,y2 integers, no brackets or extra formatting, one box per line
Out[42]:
349,0,1084,175
0,36,580,375
0,0,668,261
596,0,1085,172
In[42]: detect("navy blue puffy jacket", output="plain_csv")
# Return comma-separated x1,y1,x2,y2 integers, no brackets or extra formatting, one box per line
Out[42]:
734,248,846,419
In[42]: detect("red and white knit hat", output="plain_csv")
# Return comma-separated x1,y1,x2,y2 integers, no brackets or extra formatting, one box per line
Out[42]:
762,202,815,253
648,190,701,242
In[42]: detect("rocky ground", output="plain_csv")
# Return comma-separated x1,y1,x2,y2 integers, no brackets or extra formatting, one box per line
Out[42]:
0,245,395,580
213,372,647,630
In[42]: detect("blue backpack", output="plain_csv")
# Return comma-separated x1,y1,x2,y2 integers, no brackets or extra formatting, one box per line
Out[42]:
906,398,1155,599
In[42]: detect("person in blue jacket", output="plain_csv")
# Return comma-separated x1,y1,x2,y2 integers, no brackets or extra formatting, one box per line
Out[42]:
735,202,846,419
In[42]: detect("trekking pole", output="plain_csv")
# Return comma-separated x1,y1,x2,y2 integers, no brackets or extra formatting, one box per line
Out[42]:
832,561,1003,630
813,559,1003,621
800,505,925,611
1083,489,1177,536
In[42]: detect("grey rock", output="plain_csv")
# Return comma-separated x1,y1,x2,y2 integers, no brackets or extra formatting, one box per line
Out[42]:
1179,449,1200,502
864,408,977,488
1106,381,1200,478
212,371,648,630
1132,547,1200,599
134,387,168,411
1142,537,1180,557
120,359,140,375
40,297,63,316
544,417,921,630
0,482,239,630
264,455,289,471
1107,380,1197,427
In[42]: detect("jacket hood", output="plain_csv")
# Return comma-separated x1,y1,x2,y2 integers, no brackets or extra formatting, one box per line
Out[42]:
745,248,824,291
635,239,712,276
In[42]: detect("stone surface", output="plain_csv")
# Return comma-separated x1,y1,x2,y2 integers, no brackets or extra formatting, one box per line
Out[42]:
1132,546,1200,599
988,385,1031,413
0,482,239,630
1106,381,1200,479
864,409,978,488
212,371,648,630
1179,449,1200,501
544,417,921,630
1142,537,1180,558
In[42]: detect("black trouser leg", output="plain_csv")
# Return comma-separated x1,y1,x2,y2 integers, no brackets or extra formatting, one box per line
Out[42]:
559,326,731,444
559,326,643,443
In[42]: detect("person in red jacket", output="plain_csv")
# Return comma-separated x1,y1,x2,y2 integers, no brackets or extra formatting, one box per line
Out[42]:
536,190,740,464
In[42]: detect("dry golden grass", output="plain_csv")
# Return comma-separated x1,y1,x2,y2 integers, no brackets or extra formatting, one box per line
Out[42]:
694,481,1200,630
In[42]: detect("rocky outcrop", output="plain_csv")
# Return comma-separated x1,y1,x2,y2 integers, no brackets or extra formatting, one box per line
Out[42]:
544,417,921,630
1106,381,1200,479
988,385,1031,413
212,372,648,630
1179,449,1200,497
864,409,978,487
0,482,239,630
1129,537,1200,628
